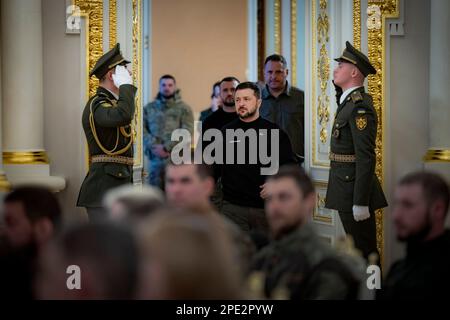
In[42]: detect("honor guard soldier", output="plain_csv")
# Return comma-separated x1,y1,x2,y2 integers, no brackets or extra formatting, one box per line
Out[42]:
325,42,388,260
77,44,137,221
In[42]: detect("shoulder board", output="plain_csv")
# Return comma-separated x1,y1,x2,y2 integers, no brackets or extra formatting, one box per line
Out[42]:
351,91,363,103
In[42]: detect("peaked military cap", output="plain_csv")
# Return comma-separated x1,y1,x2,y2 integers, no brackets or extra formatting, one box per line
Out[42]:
90,43,131,79
335,41,376,77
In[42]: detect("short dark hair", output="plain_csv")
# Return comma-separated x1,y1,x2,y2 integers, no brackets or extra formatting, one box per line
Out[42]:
235,81,262,99
167,149,214,180
160,74,176,83
267,165,315,198
219,77,240,87
264,54,288,68
211,81,221,98
4,186,62,227
57,223,138,299
399,171,450,215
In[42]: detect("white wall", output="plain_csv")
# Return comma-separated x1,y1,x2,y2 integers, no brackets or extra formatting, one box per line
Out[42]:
385,0,430,267
42,0,86,221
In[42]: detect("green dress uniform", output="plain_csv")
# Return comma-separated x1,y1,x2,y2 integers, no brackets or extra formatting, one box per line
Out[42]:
250,223,364,300
77,44,137,219
325,42,387,259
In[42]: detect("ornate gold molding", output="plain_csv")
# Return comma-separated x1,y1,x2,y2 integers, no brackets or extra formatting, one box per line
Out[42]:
0,173,10,192
274,0,281,54
311,0,331,167
109,0,117,48
353,0,361,50
354,0,400,267
424,149,450,163
291,0,297,87
132,0,143,167
313,181,333,224
73,0,103,99
3,151,50,165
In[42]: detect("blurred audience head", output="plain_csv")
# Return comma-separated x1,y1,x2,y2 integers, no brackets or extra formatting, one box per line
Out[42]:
103,184,164,223
265,165,316,239
2,186,62,249
211,81,222,110
137,210,243,299
393,171,449,242
36,222,138,299
165,161,214,212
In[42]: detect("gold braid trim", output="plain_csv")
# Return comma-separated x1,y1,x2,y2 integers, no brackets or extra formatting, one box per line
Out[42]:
89,97,133,156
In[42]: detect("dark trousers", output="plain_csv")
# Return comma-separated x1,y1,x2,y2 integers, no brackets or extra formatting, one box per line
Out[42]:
339,210,378,261
220,200,268,235
86,207,108,223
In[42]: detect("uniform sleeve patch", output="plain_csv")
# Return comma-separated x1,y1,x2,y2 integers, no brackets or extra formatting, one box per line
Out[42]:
355,115,367,130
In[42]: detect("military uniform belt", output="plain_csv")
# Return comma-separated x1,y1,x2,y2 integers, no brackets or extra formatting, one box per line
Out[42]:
91,155,134,166
329,152,356,163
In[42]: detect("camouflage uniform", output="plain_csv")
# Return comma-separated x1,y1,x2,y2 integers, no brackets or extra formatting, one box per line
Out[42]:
143,90,194,188
251,223,364,300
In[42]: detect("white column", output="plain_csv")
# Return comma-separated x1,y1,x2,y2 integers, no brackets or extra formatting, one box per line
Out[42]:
1,0,65,191
424,0,450,177
0,34,10,193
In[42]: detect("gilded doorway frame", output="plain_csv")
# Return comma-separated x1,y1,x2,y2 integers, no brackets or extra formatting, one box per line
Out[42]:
73,0,143,170
353,0,400,266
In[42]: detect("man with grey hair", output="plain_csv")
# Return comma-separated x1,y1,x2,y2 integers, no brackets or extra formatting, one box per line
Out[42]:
103,184,165,223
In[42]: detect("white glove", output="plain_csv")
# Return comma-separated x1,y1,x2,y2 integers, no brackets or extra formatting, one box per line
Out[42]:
112,65,132,87
352,205,370,222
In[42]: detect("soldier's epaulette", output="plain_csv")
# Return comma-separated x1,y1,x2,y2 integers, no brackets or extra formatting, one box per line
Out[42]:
350,91,363,103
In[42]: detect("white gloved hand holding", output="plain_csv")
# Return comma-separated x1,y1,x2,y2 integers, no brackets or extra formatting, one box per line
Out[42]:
112,65,132,87
352,205,370,222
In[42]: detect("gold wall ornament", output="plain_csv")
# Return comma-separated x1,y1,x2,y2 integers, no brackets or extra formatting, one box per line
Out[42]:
311,0,331,167
0,173,11,192
73,0,103,99
353,0,361,50
132,0,143,167
3,151,50,165
109,0,117,48
291,0,297,87
354,0,400,268
367,5,382,30
313,181,333,224
423,149,450,163
274,0,281,54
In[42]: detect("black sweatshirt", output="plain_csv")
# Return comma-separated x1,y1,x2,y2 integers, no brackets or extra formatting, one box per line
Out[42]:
219,117,295,208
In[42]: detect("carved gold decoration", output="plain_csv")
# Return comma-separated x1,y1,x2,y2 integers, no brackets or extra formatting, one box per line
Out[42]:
274,0,281,54
73,0,103,99
132,0,143,167
423,149,450,163
313,181,333,224
367,5,382,30
0,173,10,192
353,0,361,50
354,0,400,268
109,0,117,48
3,151,50,165
311,0,329,167
315,1,331,146
291,0,297,87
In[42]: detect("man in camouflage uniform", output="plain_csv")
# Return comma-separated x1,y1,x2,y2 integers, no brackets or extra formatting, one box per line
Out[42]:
325,42,387,260
251,166,364,300
143,75,193,189
77,44,137,222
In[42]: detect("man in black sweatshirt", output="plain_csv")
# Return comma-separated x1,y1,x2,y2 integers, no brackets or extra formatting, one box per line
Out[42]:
218,82,295,235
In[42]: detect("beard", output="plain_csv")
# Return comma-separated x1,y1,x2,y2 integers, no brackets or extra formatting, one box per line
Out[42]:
239,108,257,120
162,93,175,99
398,210,433,243
222,99,235,107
